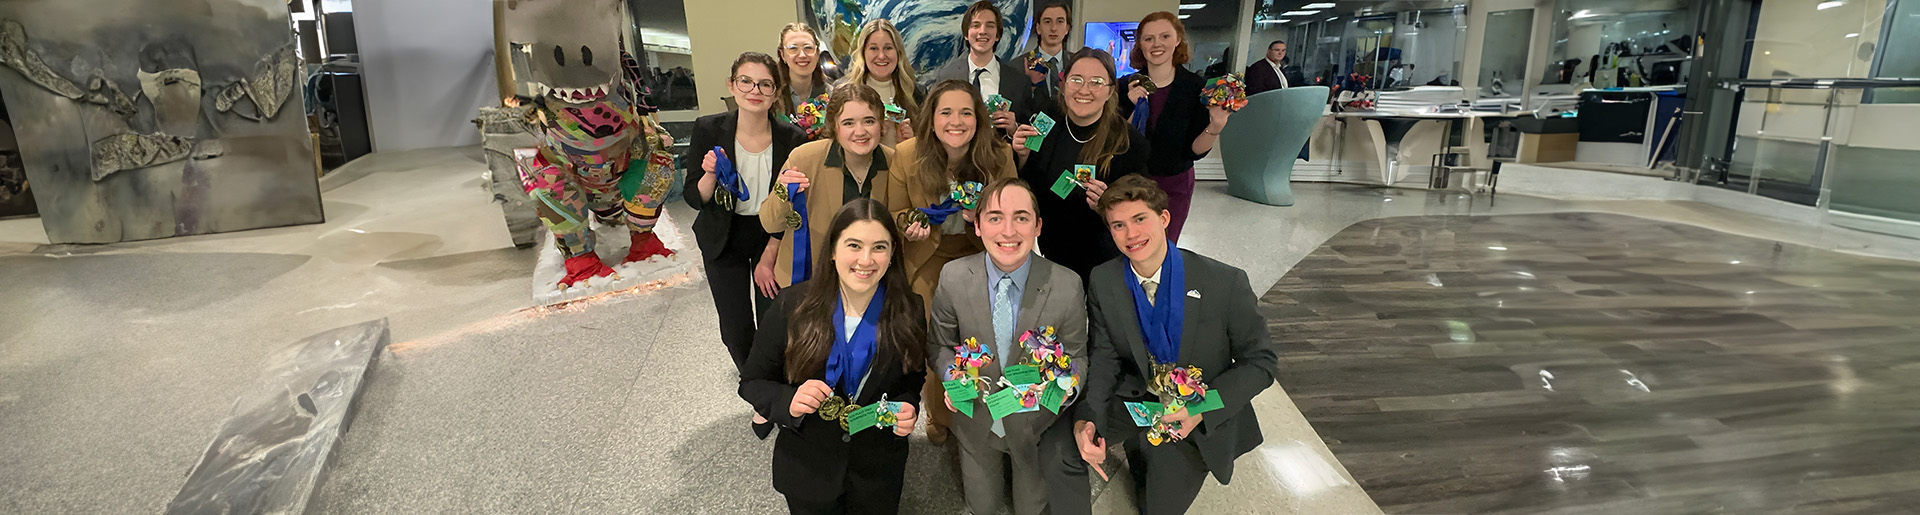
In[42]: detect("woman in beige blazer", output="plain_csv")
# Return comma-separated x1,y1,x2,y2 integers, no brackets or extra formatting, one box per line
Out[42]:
877,79,1015,443
759,83,896,289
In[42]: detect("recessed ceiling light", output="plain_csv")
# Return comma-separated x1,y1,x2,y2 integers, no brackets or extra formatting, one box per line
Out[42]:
1570,9,1599,19
1179,3,1207,9
1817,0,1846,10
1283,10,1320,16
1302,2,1336,8
1178,14,1191,19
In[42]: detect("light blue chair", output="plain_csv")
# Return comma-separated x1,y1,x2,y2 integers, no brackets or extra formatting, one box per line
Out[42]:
1218,86,1328,206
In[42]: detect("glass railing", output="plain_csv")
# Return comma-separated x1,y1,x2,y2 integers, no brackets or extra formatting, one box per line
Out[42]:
1709,78,1920,238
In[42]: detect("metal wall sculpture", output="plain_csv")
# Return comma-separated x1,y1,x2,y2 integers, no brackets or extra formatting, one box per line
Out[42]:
808,0,1033,85
0,0,322,244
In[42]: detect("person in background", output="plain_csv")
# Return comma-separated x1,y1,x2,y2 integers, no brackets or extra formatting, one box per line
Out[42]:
1010,48,1150,279
1023,3,1074,116
838,19,925,148
739,198,928,515
1071,175,1279,515
775,23,832,128
1123,12,1234,245
878,79,1016,444
684,53,811,440
931,1,1032,137
759,83,894,289
928,178,1086,515
1244,40,1307,96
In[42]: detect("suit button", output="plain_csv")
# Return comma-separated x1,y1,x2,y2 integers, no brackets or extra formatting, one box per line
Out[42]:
842,434,851,443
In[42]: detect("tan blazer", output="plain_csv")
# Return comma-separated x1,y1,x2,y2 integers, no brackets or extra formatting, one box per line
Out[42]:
878,138,1017,286
759,140,896,286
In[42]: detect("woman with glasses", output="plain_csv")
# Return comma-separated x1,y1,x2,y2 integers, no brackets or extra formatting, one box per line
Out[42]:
1010,48,1151,279
837,19,925,148
877,79,1015,443
774,23,831,132
684,53,811,439
1123,11,1233,244
740,198,928,514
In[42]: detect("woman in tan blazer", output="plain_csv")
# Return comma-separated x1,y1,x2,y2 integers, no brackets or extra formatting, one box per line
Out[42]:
759,83,896,289
877,79,1015,443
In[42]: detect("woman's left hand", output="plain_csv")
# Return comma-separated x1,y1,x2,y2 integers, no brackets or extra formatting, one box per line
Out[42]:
1206,104,1232,134
904,222,931,242
1082,178,1109,210
892,402,918,437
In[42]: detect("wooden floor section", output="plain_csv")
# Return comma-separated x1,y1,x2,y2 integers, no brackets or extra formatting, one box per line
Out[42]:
1262,213,1920,514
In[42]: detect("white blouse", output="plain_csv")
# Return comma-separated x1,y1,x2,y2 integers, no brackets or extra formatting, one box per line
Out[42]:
734,144,774,216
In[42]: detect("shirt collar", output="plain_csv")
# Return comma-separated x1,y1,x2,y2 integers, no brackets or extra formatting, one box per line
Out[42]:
986,253,1034,292
1037,47,1064,63
1131,262,1163,285
822,142,889,172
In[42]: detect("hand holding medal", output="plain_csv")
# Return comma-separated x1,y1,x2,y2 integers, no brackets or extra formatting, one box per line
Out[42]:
1201,73,1251,112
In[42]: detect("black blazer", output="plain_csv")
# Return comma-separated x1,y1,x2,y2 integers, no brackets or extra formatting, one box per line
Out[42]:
739,285,928,500
1130,67,1212,178
681,111,808,258
1244,60,1308,96
1078,250,1279,484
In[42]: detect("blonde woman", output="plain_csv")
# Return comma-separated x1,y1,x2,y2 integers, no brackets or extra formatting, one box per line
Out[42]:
838,19,925,147
774,23,831,123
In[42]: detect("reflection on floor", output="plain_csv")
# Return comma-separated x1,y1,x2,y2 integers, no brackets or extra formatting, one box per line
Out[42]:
1265,213,1920,514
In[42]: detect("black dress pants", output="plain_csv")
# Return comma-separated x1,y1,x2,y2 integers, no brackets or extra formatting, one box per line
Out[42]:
704,213,773,372
1040,416,1211,515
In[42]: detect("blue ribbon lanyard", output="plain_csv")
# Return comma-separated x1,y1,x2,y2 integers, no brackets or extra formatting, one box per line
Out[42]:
789,183,810,283
711,146,748,202
825,283,886,397
1126,242,1185,364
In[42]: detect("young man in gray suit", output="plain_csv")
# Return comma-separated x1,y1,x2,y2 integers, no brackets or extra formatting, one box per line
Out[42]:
932,1,1033,136
1064,174,1280,515
930,178,1086,515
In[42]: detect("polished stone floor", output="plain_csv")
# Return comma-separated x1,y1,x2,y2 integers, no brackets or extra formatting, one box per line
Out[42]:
6,147,1920,513
1264,213,1920,514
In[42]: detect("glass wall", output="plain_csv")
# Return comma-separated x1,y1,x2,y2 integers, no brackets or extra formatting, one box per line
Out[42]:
1181,0,1247,77
1247,1,1466,90
1477,8,1533,98
1536,0,1694,94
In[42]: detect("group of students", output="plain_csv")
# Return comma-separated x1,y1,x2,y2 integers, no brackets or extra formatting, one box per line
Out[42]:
678,3,1278,514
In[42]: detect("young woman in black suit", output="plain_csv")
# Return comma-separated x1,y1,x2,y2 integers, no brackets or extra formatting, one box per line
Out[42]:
740,198,928,514
684,52,809,438
1124,11,1237,244
1010,48,1152,279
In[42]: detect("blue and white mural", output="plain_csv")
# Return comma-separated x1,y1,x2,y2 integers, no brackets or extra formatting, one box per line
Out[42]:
809,0,1033,87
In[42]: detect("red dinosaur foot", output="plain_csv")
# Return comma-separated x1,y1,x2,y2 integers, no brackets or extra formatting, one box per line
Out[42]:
559,254,618,288
623,231,675,263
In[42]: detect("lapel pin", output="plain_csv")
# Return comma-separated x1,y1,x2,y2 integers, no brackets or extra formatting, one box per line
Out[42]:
1187,290,1202,299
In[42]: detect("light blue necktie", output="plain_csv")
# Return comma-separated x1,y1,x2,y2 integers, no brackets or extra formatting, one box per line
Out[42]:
991,274,1015,437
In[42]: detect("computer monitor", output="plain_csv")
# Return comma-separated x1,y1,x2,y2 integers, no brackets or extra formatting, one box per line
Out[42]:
1083,22,1140,77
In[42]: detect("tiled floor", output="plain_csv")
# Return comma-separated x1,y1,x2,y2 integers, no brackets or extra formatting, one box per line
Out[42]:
5,147,1918,513
1264,213,1920,514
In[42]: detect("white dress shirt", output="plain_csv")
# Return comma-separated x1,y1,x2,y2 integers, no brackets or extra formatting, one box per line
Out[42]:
1131,264,1163,305
733,145,773,215
1266,59,1289,89
969,55,1001,98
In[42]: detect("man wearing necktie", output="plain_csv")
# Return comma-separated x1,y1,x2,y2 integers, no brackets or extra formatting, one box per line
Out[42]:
1023,3,1073,116
928,179,1086,515
1060,175,1279,515
933,1,1033,138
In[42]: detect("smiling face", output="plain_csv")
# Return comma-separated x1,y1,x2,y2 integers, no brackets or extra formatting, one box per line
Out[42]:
966,10,1000,55
1037,6,1070,48
834,220,893,294
835,101,882,156
862,31,899,81
1267,42,1287,63
733,61,776,114
1105,199,1170,268
781,30,819,77
1063,58,1113,124
977,186,1041,272
1138,19,1178,68
931,90,978,151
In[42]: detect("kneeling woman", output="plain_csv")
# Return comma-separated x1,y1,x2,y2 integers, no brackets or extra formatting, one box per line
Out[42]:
740,198,929,514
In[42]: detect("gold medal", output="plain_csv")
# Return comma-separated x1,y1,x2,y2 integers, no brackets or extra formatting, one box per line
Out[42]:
774,185,792,202
784,211,803,231
816,395,859,432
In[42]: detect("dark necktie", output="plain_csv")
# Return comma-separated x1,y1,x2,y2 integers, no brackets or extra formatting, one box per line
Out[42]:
972,67,987,91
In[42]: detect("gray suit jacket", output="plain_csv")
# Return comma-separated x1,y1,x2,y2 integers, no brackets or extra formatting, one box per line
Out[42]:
930,54,1034,127
928,252,1088,444
1080,249,1279,484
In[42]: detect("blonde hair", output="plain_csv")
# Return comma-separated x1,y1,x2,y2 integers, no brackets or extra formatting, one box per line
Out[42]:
774,22,829,117
843,19,921,118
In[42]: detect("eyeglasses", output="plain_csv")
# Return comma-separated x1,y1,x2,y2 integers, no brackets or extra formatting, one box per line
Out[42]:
733,76,778,94
1063,76,1111,89
782,44,820,56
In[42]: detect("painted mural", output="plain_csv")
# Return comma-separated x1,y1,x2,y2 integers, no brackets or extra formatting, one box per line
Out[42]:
808,0,1033,86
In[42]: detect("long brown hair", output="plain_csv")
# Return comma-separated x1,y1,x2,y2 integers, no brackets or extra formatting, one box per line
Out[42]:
774,23,829,116
843,19,920,117
785,199,928,383
912,80,1012,200
824,82,885,142
1059,48,1132,177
